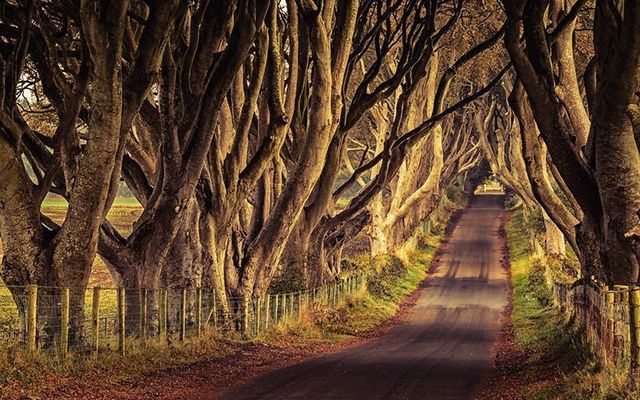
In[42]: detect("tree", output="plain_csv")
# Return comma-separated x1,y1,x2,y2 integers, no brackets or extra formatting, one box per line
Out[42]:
0,0,182,343
503,0,640,284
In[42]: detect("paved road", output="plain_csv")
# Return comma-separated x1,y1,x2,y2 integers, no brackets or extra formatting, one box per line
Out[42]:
218,194,508,400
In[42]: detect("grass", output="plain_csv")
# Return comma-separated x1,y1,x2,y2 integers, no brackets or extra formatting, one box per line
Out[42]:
325,235,441,336
42,194,141,208
327,200,455,336
301,200,455,339
0,198,141,342
507,208,562,349
1,196,142,292
0,331,238,397
504,209,638,400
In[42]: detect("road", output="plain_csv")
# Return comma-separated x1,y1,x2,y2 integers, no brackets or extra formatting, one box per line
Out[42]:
218,194,509,400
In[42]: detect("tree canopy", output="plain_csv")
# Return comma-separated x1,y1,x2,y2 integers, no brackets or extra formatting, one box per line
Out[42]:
2,0,640,340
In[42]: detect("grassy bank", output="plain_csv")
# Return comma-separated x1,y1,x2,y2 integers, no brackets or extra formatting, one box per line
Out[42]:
311,229,441,338
262,203,453,342
503,208,636,399
260,234,442,345
315,198,456,337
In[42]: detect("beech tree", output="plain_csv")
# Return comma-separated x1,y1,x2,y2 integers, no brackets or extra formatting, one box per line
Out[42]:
503,0,640,284
0,0,183,342
96,0,273,325
369,65,481,255
317,4,508,280
100,0,506,305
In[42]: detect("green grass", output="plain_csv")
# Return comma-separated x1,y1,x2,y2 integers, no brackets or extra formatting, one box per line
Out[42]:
304,201,452,338
42,194,141,208
1,196,142,291
334,237,440,336
507,209,560,348
255,223,446,351
257,229,443,344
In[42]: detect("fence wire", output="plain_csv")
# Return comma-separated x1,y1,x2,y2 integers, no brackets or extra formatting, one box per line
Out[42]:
0,274,366,358
552,276,638,370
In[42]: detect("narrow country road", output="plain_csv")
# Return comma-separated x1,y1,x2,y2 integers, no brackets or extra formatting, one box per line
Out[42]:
218,194,509,400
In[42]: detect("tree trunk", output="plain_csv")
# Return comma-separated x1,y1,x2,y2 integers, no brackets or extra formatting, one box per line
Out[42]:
543,211,566,257
591,3,640,284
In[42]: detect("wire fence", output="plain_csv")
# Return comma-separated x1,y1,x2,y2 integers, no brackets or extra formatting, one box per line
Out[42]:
0,274,366,358
552,276,640,371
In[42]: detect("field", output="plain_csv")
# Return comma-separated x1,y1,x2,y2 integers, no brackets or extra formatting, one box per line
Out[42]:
1,195,143,289
0,196,143,344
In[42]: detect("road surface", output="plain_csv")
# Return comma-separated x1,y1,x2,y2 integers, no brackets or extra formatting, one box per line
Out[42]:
218,194,508,400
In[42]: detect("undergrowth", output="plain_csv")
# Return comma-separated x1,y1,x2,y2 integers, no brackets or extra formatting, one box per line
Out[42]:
315,233,440,336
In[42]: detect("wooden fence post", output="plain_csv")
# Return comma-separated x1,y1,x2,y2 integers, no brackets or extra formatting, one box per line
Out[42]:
159,288,167,341
140,288,147,339
60,288,70,358
27,284,37,353
332,282,337,305
280,293,287,321
180,288,187,341
606,290,615,359
265,294,271,329
212,289,218,330
304,291,309,311
333,282,338,304
92,287,100,354
606,291,615,319
616,286,629,361
117,288,126,355
242,297,249,335
196,287,202,337
288,293,294,318
256,297,262,334
274,293,280,323
631,289,640,367
293,292,297,317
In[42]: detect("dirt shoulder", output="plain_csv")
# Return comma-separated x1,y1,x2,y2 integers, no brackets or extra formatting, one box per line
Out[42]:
474,210,552,400
42,340,352,400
